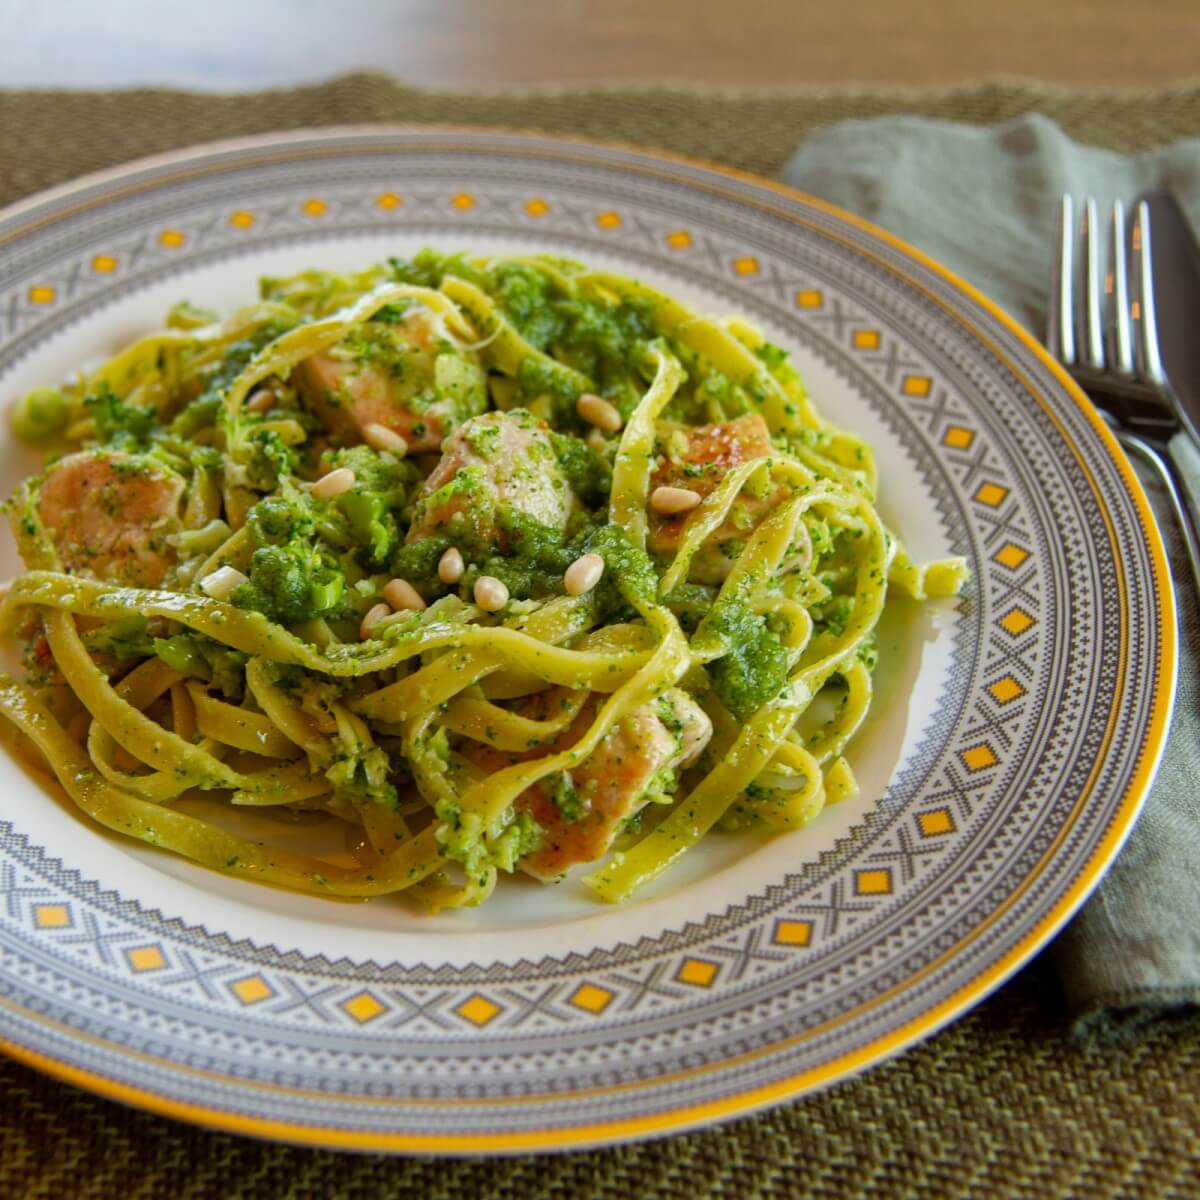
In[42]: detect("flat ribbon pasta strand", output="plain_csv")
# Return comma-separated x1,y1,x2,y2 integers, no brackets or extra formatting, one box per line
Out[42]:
609,344,686,548
0,679,444,897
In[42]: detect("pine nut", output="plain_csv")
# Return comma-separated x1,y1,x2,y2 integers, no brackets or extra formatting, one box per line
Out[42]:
310,467,356,499
384,578,426,612
586,428,608,453
474,575,510,612
576,392,622,432
244,389,274,413
360,602,391,639
650,485,702,515
564,553,605,597
438,546,465,584
362,422,409,456
199,565,248,600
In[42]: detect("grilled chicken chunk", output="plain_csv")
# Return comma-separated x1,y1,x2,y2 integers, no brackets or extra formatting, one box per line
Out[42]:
37,450,184,587
407,410,573,551
465,687,713,881
293,306,487,452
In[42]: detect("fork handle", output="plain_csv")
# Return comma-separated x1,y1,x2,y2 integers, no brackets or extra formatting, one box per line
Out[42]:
1164,431,1200,602
1120,429,1200,601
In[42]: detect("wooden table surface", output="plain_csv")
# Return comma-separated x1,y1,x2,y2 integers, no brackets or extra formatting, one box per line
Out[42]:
3,0,1199,92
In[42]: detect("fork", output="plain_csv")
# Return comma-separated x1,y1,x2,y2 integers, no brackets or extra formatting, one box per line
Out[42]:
1049,194,1200,597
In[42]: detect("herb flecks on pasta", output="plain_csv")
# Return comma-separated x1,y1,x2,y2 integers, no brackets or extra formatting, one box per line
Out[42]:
0,251,967,909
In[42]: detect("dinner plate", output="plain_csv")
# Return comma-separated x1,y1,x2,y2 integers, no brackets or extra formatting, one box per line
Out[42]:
0,128,1174,1153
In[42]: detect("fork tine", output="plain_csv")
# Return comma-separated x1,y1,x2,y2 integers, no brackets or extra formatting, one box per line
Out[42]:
1109,201,1134,376
1049,194,1076,365
1082,197,1105,370
1132,200,1167,387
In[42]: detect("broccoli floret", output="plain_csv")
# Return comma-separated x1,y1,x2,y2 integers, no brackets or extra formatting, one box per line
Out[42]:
82,616,155,659
325,741,397,809
232,542,344,624
318,446,418,567
153,633,248,699
85,385,158,450
243,428,297,487
248,486,315,545
489,809,543,872
436,798,543,878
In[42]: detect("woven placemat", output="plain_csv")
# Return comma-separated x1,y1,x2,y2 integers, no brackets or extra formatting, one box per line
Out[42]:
1,72,1199,1198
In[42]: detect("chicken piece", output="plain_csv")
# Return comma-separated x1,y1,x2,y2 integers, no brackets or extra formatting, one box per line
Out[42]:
648,413,785,582
464,688,713,881
292,306,487,452
406,410,573,551
36,450,184,588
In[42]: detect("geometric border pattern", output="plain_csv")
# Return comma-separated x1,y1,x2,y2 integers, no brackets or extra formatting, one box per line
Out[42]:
0,130,1172,1150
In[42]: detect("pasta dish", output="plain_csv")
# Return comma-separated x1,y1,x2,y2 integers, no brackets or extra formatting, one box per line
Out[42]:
0,252,966,910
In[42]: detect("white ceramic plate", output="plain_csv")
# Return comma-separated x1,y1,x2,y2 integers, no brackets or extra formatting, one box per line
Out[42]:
0,129,1174,1153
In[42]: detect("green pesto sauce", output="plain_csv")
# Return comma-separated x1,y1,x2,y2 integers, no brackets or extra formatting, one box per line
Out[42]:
705,576,791,719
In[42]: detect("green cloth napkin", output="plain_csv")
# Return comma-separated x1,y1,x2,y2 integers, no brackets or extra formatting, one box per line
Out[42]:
785,114,1200,1039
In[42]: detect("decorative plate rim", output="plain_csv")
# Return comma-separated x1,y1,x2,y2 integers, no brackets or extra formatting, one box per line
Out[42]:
0,125,1176,1153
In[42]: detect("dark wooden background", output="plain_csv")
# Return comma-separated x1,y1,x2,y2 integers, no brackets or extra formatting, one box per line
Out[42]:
3,0,1198,91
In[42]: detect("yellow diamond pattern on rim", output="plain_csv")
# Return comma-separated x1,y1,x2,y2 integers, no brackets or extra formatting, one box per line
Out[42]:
569,984,614,1014
852,329,880,350
342,991,387,1023
942,426,975,450
524,198,549,217
229,975,273,1005
999,607,1035,636
974,482,1009,507
902,375,932,397
229,210,255,229
961,744,998,771
457,994,501,1026
855,868,892,896
376,192,402,210
91,254,117,273
450,193,476,210
28,285,55,304
733,256,759,275
676,959,719,987
795,289,822,308
33,904,70,928
918,809,955,837
993,543,1029,569
665,229,692,248
126,945,166,973
301,198,327,217
989,676,1026,704
772,919,813,947
595,211,622,229
158,229,185,248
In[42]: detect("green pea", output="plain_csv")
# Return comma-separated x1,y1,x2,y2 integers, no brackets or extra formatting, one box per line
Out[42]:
12,386,69,442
